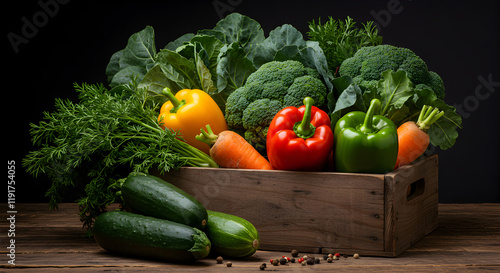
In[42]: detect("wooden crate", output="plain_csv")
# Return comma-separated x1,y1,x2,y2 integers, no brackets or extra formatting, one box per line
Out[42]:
156,155,439,257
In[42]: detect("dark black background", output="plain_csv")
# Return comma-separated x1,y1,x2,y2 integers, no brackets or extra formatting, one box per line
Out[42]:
5,0,500,203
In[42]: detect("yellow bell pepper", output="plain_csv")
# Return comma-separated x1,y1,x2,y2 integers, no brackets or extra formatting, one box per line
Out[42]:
158,88,228,154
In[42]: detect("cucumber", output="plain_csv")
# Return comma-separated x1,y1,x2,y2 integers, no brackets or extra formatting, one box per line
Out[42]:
93,211,211,262
121,173,208,230
205,210,260,258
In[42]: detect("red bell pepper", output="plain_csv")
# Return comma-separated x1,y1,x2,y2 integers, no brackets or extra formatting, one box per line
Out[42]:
266,97,334,171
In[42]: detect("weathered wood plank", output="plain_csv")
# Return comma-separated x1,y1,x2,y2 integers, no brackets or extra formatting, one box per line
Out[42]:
1,202,499,272
384,155,439,256
157,167,387,253
3,250,500,271
6,265,500,273
155,156,439,256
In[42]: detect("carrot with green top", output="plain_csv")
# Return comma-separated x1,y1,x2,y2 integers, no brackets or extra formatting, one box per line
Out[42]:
196,125,273,170
395,105,444,168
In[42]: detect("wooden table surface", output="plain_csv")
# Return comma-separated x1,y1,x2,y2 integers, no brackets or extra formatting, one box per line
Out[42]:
1,203,499,272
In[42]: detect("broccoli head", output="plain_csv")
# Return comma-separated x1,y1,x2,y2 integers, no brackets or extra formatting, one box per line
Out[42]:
338,44,445,98
225,60,327,150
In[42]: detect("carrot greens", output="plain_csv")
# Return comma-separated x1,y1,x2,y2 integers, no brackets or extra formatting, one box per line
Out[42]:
23,82,217,232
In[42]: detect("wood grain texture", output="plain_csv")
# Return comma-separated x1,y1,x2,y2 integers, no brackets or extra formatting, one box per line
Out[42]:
0,203,499,272
157,167,387,253
384,154,439,256
155,156,439,256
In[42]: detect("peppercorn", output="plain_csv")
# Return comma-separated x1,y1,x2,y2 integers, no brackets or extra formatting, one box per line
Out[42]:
272,259,279,266
216,256,223,264
307,258,315,265
279,258,287,265
353,253,360,259
328,253,333,258
333,255,339,260
327,257,333,263
334,253,340,257
261,263,267,268
259,263,266,270
314,258,320,264
226,261,232,267
297,258,304,263
290,258,295,263
303,255,309,259
343,254,348,258
301,261,307,266
291,249,299,257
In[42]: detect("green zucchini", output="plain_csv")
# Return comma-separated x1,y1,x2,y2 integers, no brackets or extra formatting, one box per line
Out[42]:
121,173,208,230
93,211,211,262
205,210,260,258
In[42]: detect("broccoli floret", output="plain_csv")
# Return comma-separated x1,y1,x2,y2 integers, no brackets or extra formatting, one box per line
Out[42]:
416,71,445,98
284,75,327,107
242,99,283,146
225,87,249,129
338,44,445,98
225,60,328,150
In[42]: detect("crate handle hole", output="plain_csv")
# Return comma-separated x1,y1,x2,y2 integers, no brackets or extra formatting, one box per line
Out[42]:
406,178,425,202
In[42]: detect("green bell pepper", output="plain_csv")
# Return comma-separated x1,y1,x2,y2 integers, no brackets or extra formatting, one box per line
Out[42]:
334,98,398,174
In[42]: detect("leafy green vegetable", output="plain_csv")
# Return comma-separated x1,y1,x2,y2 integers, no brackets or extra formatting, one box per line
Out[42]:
330,70,462,150
156,49,200,89
23,82,217,232
307,16,383,75
106,26,156,88
108,13,332,114
250,24,307,67
216,42,257,102
249,24,333,90
377,70,413,116
329,80,366,127
137,63,190,97
199,12,265,53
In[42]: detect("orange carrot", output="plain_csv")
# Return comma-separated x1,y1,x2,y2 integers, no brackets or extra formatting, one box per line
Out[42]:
395,105,444,169
196,125,273,170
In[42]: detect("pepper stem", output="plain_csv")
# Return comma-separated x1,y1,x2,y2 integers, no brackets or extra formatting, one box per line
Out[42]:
163,87,186,113
195,124,218,147
416,105,444,132
294,97,316,139
359,99,382,134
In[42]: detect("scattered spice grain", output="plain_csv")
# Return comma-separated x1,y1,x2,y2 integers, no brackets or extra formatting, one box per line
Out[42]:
216,256,223,264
